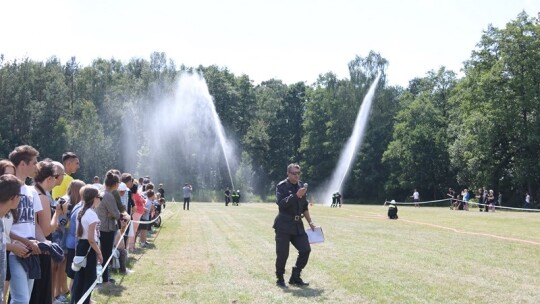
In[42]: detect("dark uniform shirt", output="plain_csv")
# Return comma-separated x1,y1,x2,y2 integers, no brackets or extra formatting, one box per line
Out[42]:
273,178,309,236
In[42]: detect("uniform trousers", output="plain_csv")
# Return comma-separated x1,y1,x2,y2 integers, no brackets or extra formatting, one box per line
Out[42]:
275,230,311,275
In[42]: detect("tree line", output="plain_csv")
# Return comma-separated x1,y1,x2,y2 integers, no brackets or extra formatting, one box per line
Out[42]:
1,12,538,206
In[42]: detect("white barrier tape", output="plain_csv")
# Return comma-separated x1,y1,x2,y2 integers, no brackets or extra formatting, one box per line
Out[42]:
131,215,162,224
463,200,540,212
77,212,164,304
77,218,134,304
383,198,451,205
383,198,540,212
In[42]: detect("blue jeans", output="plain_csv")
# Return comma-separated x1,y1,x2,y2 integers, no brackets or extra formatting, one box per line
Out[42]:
8,254,34,304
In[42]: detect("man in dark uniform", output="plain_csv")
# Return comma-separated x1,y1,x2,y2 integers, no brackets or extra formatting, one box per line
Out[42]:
232,190,241,206
335,192,342,207
273,163,316,288
387,200,398,219
224,187,231,206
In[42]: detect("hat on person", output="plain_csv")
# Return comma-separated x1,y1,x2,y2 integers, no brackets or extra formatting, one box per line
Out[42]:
390,200,396,205
118,182,128,192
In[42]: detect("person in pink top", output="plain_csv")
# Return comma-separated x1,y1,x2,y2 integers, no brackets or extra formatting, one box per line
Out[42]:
128,182,145,251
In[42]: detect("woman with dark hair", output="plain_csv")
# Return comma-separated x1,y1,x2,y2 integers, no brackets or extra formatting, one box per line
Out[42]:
30,160,67,304
128,182,144,251
54,179,85,303
70,186,103,304
65,181,86,281
95,170,121,284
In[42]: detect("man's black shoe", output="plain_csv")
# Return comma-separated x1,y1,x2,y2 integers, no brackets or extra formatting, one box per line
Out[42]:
276,272,287,288
289,267,309,286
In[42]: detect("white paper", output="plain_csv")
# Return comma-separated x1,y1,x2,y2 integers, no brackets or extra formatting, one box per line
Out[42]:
306,226,324,244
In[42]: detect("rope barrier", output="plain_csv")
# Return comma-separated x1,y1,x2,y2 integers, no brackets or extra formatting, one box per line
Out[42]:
383,198,540,212
77,214,163,304
383,198,451,206
463,200,540,212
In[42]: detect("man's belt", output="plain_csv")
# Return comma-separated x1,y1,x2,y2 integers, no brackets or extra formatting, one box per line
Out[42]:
279,213,303,222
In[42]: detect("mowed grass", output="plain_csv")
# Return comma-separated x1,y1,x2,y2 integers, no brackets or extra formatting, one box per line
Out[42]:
93,202,540,304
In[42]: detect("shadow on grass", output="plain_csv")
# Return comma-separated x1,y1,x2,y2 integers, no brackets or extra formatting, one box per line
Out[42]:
283,286,325,298
96,282,127,297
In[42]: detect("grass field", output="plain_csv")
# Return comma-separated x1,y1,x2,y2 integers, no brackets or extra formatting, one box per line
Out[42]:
93,202,540,304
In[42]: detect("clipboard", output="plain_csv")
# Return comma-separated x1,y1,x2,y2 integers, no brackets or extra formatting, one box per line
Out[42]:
306,226,324,244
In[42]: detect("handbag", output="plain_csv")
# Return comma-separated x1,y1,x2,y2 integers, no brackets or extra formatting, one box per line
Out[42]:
71,247,92,272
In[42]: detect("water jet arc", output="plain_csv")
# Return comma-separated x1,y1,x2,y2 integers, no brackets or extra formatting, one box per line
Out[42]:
320,73,381,205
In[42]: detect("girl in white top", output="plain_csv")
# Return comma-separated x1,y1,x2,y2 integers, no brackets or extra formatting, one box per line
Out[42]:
70,186,103,304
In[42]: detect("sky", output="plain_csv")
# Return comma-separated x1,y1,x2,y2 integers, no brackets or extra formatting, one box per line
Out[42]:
1,0,537,87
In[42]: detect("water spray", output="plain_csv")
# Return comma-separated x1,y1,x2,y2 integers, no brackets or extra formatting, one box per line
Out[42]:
319,73,382,205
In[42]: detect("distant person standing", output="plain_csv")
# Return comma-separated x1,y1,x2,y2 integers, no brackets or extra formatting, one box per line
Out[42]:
447,188,456,210
461,188,470,211
92,176,105,192
183,183,192,210
224,187,231,206
486,189,495,212
476,188,483,211
273,163,316,288
412,189,420,207
158,183,165,200
8,145,43,304
52,152,79,200
335,192,342,207
524,192,531,209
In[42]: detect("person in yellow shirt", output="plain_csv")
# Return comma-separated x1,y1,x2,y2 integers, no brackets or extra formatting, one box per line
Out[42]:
52,152,79,199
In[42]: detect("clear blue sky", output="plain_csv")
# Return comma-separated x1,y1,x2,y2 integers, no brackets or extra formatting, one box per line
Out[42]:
1,0,537,87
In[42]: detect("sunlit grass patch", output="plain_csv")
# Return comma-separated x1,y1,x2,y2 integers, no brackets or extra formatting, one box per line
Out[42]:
92,202,540,304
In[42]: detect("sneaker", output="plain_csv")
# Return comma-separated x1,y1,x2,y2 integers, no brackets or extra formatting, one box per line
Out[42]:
57,294,69,303
120,268,134,275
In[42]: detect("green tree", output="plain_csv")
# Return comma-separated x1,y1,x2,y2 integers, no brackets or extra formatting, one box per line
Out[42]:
448,12,540,204
67,100,113,179
384,68,457,199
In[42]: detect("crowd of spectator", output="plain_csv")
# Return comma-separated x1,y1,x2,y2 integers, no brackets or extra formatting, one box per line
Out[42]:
1,145,164,304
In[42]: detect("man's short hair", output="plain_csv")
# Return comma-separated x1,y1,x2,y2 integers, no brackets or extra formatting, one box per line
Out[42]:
62,152,78,164
121,173,133,183
52,161,65,175
0,174,22,202
9,145,39,167
287,163,300,173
